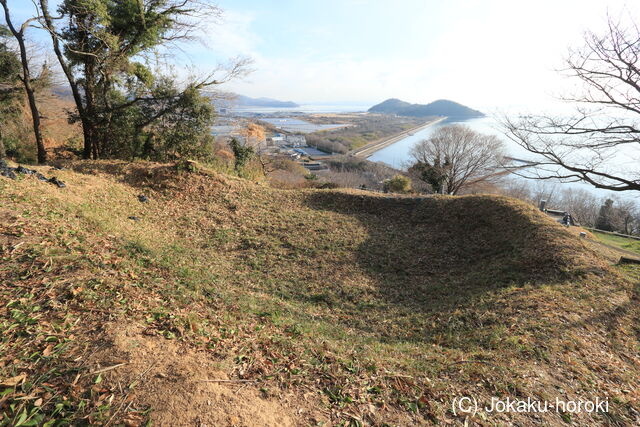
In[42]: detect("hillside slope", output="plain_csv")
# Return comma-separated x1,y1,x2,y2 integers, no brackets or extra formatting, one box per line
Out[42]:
1,161,639,426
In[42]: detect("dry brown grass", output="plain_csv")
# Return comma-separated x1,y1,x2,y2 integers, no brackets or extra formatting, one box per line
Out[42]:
1,160,639,426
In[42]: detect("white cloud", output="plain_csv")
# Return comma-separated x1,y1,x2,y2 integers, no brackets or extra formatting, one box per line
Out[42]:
189,0,640,110
197,9,261,57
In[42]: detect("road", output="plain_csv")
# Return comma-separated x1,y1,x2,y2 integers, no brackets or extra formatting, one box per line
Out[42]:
350,117,447,158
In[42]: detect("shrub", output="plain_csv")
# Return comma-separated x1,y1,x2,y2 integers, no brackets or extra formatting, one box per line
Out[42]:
383,175,412,193
230,138,254,172
318,182,339,189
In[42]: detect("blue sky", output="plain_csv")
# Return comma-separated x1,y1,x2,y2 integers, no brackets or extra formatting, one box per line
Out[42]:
8,0,640,109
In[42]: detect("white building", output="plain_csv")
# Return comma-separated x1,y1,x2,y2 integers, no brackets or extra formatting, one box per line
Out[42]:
285,134,306,147
267,132,286,145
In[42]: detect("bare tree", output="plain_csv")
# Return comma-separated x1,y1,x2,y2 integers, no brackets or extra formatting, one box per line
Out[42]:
408,125,505,195
610,197,638,234
323,170,370,189
557,188,600,227
499,178,534,202
633,209,640,235
527,181,560,207
503,15,640,193
0,0,46,164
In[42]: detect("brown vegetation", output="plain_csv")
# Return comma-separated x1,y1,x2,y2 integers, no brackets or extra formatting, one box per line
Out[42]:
306,114,424,153
1,161,639,425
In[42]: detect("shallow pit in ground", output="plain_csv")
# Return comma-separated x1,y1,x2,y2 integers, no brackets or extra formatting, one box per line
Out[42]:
87,323,310,427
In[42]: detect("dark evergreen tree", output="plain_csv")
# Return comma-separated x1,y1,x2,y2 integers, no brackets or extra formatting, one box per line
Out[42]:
409,156,451,194
595,199,615,231
229,138,254,172
38,0,244,160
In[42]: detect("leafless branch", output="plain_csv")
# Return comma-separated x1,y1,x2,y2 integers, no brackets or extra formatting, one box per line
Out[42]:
501,14,640,193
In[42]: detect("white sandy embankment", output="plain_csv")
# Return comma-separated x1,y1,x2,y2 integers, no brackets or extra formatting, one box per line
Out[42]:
350,116,447,157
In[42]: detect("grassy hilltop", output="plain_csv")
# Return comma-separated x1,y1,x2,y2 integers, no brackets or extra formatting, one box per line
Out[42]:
1,161,639,426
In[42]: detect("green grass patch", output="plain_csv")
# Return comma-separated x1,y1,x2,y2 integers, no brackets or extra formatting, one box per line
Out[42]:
593,230,640,255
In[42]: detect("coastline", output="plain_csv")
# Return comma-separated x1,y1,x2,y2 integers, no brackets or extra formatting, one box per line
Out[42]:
350,116,448,158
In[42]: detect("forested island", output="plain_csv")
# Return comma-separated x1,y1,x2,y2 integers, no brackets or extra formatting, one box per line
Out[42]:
369,98,485,119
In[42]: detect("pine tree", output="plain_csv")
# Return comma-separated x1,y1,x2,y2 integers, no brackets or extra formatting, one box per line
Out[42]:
39,0,237,160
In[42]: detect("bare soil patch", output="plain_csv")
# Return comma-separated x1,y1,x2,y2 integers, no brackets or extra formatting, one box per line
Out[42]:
89,323,299,427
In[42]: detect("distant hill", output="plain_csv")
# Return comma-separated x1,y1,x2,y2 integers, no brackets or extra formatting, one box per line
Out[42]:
368,98,484,119
235,95,299,108
52,85,74,100
51,85,300,109
208,94,300,110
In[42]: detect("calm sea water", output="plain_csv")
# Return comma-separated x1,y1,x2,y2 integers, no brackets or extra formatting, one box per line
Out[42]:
233,104,369,114
367,116,640,201
367,116,531,169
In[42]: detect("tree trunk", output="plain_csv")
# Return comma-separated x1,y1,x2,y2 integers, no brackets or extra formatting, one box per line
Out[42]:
40,0,92,159
0,129,5,159
21,75,46,163
82,55,99,159
1,0,46,164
